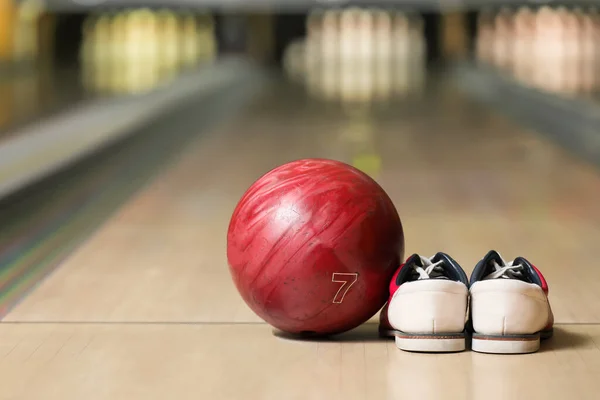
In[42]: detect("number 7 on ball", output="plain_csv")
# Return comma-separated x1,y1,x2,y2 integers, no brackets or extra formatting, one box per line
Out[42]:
331,272,359,304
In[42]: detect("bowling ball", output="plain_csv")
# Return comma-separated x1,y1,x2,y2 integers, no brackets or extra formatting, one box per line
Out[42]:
227,158,404,336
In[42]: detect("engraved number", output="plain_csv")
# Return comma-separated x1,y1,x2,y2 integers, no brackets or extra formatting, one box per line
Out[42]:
331,273,359,304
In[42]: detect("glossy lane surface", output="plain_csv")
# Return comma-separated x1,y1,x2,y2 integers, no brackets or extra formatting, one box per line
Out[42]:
2,80,600,399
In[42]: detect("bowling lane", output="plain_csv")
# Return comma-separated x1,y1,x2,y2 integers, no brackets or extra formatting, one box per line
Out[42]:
3,77,600,398
4,78,600,325
1,322,600,400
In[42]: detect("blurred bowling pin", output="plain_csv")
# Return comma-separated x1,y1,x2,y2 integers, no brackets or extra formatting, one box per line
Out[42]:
196,14,216,62
339,8,359,103
578,9,595,94
591,9,600,92
283,39,306,84
493,8,513,72
320,9,339,100
13,0,42,64
373,9,392,102
180,13,200,68
157,10,180,78
562,8,580,95
392,12,410,95
351,9,374,103
94,14,112,93
534,7,564,93
513,7,535,85
476,9,494,65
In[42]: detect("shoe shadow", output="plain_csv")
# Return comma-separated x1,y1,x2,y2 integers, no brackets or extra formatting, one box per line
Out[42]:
538,325,590,352
273,322,387,343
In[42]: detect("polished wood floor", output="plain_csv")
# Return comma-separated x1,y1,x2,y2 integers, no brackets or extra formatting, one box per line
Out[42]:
2,82,600,399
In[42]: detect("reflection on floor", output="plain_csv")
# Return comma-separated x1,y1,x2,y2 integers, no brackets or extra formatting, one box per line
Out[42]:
0,81,252,316
0,67,87,137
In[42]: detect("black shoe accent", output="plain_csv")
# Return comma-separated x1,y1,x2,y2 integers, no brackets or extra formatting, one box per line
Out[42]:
470,250,543,287
513,256,544,287
470,250,504,285
433,252,469,286
396,252,469,286
394,253,423,286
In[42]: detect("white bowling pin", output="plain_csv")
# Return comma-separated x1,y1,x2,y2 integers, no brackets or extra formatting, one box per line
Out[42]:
493,8,513,72
320,9,339,100
579,10,595,94
563,9,580,95
373,9,392,102
513,7,535,85
94,14,112,93
181,13,201,69
339,8,359,103
392,12,410,95
476,9,494,65
533,7,565,93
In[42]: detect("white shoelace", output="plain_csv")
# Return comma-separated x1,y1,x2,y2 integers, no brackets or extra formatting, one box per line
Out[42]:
483,260,524,280
412,256,446,280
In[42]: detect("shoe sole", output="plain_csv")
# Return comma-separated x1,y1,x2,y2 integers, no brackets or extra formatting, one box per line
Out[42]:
394,331,466,353
471,329,554,354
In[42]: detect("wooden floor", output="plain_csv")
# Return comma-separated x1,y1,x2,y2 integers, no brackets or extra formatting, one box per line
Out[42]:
2,82,600,399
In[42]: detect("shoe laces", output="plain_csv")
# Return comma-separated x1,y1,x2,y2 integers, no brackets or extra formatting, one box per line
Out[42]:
484,260,524,280
412,256,446,280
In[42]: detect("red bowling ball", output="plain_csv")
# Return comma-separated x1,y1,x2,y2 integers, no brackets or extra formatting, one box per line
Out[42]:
227,158,404,336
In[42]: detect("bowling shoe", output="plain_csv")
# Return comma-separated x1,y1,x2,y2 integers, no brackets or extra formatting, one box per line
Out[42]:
469,250,554,354
387,253,470,353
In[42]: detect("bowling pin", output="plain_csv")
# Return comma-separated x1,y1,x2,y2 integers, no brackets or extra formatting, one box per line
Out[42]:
591,8,600,92
562,9,581,95
115,10,132,94
493,8,513,72
534,7,564,93
93,14,112,93
339,8,359,103
579,9,595,95
180,12,200,69
283,39,306,84
198,14,216,62
392,12,410,96
351,9,374,104
13,0,42,64
320,9,339,100
513,7,535,85
157,10,180,79
476,9,494,65
372,9,392,102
